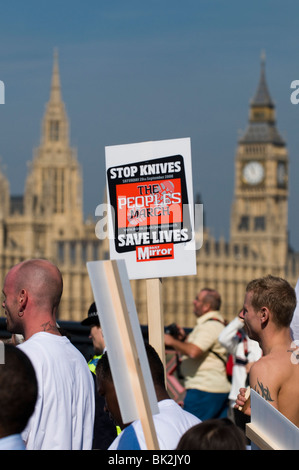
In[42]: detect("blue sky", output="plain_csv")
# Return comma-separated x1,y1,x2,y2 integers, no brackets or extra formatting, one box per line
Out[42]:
1,1,299,249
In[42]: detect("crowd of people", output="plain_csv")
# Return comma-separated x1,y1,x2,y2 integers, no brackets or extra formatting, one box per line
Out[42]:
0,258,298,450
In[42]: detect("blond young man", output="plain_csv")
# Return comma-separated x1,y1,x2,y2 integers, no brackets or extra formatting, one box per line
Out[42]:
236,275,299,427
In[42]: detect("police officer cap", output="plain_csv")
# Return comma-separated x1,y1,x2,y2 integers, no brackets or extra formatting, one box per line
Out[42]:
81,302,100,326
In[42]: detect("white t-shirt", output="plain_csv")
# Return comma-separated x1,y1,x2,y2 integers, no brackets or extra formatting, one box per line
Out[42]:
18,332,95,450
291,279,299,342
108,399,200,450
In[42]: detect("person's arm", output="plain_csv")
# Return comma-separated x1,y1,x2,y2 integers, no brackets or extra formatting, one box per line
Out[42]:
218,316,244,354
164,333,203,359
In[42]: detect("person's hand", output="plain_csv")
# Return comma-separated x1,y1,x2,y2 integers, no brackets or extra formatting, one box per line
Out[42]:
176,326,187,342
164,333,174,347
164,324,186,346
235,387,247,407
235,387,251,415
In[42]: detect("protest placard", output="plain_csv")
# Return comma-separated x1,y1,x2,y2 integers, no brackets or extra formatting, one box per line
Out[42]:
105,137,197,364
105,138,196,280
246,389,299,450
87,259,160,449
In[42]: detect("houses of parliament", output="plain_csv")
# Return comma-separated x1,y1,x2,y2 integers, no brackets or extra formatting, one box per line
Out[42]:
0,52,298,327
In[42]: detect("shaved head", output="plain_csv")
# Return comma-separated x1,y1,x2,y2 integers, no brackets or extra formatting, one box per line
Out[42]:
12,259,63,310
2,258,63,338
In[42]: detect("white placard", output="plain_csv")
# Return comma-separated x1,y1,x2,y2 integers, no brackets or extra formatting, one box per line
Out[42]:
0,341,4,364
86,259,159,424
249,389,299,450
290,278,299,341
105,138,197,279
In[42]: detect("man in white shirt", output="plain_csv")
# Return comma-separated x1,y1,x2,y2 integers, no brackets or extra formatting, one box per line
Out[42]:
290,278,299,341
2,258,95,450
0,344,37,450
218,315,262,413
96,343,200,450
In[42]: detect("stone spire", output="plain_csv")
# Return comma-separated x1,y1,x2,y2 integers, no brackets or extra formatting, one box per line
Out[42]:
49,48,62,104
239,52,284,145
250,51,274,109
24,49,83,234
41,48,69,147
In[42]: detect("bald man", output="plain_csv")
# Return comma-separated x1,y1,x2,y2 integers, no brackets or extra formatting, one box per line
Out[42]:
3,259,63,340
2,259,95,450
164,288,231,420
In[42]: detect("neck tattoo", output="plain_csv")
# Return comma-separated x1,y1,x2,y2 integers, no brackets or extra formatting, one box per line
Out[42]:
40,321,60,334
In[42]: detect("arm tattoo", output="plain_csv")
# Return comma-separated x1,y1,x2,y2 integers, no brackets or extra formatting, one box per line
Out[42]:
254,378,274,402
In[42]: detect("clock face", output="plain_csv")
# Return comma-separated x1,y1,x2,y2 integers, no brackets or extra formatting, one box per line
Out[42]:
242,161,264,185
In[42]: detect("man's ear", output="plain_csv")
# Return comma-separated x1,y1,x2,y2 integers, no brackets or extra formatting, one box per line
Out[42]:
260,306,270,324
203,302,211,313
18,288,28,311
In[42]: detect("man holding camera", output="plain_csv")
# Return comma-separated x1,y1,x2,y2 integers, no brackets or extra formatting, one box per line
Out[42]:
164,288,231,420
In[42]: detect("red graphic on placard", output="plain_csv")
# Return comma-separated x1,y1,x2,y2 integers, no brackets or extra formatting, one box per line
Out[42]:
136,244,174,262
116,179,182,229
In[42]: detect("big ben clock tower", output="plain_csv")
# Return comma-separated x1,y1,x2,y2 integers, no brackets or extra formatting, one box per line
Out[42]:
230,54,288,271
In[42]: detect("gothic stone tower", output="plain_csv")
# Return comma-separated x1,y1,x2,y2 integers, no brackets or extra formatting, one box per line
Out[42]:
24,50,84,245
133,56,294,326
230,55,288,275
0,51,101,321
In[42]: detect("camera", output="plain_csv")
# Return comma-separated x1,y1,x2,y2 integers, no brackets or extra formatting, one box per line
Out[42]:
165,323,180,339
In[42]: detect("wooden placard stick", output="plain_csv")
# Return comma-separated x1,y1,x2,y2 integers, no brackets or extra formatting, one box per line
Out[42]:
246,423,280,450
104,260,160,450
146,278,166,371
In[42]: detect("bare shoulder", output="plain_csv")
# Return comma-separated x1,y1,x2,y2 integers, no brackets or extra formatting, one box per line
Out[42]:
249,347,299,425
249,355,281,407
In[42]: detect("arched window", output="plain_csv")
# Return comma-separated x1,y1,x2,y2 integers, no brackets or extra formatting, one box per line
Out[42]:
49,120,60,141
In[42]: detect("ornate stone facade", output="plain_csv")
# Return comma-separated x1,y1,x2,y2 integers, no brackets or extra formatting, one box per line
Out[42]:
0,53,298,326
130,56,299,326
0,52,101,321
